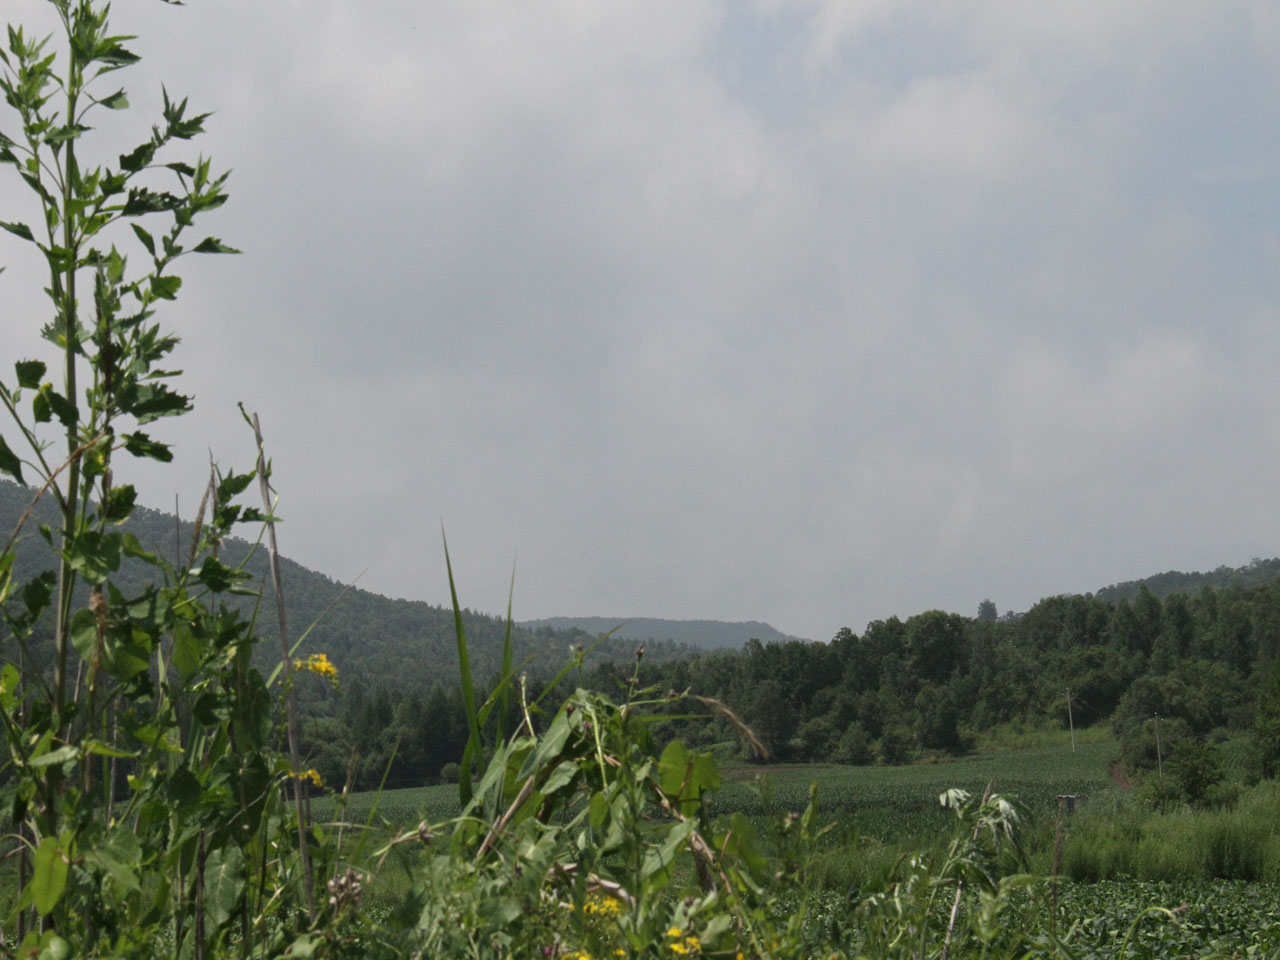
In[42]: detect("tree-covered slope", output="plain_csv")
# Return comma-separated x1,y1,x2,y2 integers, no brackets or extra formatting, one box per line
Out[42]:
518,615,809,650
1094,558,1280,603
0,480,676,692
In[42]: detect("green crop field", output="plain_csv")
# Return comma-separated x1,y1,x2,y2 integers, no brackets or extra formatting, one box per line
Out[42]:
318,739,1116,839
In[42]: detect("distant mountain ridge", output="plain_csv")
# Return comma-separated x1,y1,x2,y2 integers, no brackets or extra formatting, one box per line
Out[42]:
1093,558,1280,603
518,616,810,650
0,480,685,689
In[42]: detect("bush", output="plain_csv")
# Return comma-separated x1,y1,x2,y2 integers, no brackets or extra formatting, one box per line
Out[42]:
439,761,461,783
832,722,874,765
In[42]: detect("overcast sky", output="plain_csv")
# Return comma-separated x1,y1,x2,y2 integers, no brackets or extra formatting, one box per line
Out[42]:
4,1,1280,642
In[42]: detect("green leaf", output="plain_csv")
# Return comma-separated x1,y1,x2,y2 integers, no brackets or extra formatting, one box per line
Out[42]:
123,187,182,216
102,484,136,523
284,936,319,959
195,556,245,592
67,530,122,584
216,470,254,500
33,384,77,427
130,223,155,255
203,845,245,930
83,739,136,759
122,431,173,461
70,608,99,662
444,531,483,807
15,359,45,387
588,790,609,831
0,433,24,484
30,836,69,915
29,745,78,769
0,663,18,712
193,236,240,254
172,622,205,683
120,533,156,563
149,274,182,300
118,140,156,173
0,220,33,241
97,88,128,110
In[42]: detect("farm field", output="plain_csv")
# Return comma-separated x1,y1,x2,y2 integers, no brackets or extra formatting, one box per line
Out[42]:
315,738,1116,838
312,740,1280,957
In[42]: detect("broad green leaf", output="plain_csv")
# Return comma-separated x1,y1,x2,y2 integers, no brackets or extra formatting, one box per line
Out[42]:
172,621,205,683
216,470,254,500
120,533,157,563
149,273,182,300
588,790,608,830
118,141,156,173
70,607,99,662
540,760,577,797
0,433,23,484
29,745,79,769
122,431,173,461
658,740,689,797
30,836,69,915
194,556,246,592
203,845,245,929
640,819,694,888
15,359,45,387
67,530,122,584
102,484,136,523
285,936,319,959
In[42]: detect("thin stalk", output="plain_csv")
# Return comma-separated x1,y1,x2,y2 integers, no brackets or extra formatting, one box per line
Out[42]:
247,410,316,921
53,66,81,729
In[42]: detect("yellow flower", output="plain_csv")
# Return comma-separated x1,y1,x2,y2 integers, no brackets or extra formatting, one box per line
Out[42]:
293,768,323,787
583,895,623,916
666,928,683,939
294,652,338,679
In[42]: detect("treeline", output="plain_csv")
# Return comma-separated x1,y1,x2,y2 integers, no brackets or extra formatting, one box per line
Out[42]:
616,581,1280,767
304,577,1280,790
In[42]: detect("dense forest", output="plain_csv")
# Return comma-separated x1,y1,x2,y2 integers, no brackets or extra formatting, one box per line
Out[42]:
321,570,1280,789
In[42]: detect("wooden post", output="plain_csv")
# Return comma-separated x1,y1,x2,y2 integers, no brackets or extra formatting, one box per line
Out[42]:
1154,713,1163,778
1066,689,1075,753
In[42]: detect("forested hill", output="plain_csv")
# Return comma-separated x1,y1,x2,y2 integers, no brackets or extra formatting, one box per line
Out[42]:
1094,558,1280,604
519,616,808,650
0,480,686,691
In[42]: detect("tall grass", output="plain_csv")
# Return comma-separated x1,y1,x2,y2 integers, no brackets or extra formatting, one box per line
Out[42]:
1062,780,1280,882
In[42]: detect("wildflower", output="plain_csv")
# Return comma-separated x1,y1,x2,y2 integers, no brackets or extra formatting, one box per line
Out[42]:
666,929,700,955
583,895,622,916
293,768,323,787
294,652,338,679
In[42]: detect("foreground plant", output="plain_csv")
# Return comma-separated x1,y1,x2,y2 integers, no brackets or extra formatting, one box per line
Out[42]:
0,3,334,956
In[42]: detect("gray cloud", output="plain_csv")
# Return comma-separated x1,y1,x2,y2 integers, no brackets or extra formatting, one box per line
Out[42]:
2,1,1279,640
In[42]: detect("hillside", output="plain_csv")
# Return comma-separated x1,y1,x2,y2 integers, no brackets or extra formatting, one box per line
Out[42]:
1094,558,1280,603
519,616,809,650
0,480,680,691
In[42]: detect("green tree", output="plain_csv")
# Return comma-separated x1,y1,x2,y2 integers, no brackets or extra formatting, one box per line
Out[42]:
1255,657,1280,779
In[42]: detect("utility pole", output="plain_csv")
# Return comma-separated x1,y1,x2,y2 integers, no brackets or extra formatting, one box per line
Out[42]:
1066,689,1076,753
1154,713,1163,778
